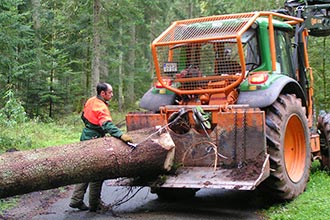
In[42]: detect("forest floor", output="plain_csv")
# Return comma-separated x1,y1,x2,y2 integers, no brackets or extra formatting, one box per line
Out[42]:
0,186,72,220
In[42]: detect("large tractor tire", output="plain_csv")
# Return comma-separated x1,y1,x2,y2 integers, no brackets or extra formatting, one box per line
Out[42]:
263,94,311,201
317,111,330,169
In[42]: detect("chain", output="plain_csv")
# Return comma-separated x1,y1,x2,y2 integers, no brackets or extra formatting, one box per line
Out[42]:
243,109,247,160
238,110,247,168
233,110,237,164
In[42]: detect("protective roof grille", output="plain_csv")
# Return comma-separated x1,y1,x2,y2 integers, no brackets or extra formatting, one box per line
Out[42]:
156,13,257,44
151,12,303,96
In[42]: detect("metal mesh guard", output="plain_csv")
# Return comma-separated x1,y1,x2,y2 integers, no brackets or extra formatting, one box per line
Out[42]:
157,13,255,44
152,14,259,94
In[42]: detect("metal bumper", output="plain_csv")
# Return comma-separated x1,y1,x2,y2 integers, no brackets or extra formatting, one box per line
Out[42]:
126,105,270,190
161,156,269,190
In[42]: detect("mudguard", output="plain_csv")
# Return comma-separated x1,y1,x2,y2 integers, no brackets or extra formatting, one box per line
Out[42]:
237,75,306,108
139,88,176,112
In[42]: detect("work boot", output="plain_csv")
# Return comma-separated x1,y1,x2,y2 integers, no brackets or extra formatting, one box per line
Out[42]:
69,202,89,211
70,183,89,210
89,201,111,214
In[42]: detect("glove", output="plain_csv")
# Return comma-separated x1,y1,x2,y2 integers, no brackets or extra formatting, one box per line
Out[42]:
120,133,133,143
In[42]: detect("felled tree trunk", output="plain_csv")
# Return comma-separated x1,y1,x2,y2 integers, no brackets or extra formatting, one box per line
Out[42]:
0,128,175,198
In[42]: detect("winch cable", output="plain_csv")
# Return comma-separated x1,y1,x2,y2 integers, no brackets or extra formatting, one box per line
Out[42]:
192,106,228,160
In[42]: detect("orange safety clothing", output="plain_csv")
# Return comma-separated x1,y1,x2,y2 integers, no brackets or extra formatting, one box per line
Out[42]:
83,96,112,126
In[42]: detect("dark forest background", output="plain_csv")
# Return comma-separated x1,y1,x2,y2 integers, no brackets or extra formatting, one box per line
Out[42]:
1,0,329,120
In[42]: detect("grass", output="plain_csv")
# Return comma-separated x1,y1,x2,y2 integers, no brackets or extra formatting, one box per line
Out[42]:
0,116,82,152
0,112,127,153
262,161,330,220
0,197,18,214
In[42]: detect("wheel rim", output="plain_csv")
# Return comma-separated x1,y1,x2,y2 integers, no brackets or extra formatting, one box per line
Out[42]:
284,115,307,183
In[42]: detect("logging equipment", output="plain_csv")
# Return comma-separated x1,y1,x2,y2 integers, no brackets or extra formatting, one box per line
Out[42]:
124,0,330,201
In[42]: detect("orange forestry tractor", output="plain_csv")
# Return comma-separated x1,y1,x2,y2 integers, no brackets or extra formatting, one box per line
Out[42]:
125,0,330,200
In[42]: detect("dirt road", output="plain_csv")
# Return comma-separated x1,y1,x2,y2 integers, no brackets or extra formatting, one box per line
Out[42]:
1,180,269,220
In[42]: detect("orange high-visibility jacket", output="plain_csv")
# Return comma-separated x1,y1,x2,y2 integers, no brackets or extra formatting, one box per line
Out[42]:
83,96,112,126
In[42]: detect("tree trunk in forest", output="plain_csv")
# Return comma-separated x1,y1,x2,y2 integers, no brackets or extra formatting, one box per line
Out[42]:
127,25,136,106
148,14,155,87
0,128,175,199
188,0,193,18
91,0,101,96
322,38,327,109
48,1,57,118
85,45,91,101
118,22,124,112
31,0,43,115
31,0,41,30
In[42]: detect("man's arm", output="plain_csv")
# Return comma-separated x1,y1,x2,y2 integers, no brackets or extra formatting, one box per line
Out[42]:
101,121,123,138
102,121,133,143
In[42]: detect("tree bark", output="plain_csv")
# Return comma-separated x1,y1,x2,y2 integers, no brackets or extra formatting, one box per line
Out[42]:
0,128,174,199
31,0,41,30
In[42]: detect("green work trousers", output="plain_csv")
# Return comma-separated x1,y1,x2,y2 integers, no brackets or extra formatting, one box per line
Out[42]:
70,181,103,208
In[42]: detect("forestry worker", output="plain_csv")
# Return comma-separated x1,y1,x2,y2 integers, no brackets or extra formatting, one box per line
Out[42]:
69,82,133,213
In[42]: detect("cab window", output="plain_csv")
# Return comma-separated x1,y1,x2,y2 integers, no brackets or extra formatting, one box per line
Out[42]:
274,29,295,78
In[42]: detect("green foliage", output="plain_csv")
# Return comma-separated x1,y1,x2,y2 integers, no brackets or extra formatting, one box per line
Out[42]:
0,89,31,151
0,197,18,215
0,0,34,90
263,161,330,220
0,89,27,127
0,0,326,117
0,135,31,153
0,114,82,153
309,37,330,112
